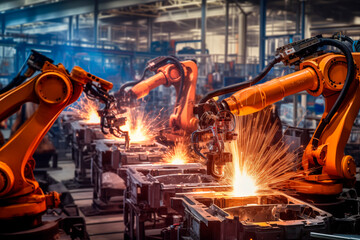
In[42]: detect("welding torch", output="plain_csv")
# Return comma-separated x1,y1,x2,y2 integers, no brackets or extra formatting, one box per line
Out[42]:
75,68,130,146
191,99,237,179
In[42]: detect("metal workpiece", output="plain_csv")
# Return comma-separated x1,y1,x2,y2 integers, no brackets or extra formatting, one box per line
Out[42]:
123,163,210,208
91,139,169,214
92,139,168,170
122,163,231,239
171,191,332,240
69,121,106,186
71,121,105,146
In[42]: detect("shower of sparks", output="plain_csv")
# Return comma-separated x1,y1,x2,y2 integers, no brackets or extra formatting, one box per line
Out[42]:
163,141,192,164
122,109,150,142
109,107,164,143
69,97,100,124
225,107,302,197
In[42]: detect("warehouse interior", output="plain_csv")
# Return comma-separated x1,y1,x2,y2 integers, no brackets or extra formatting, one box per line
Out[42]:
1,0,360,239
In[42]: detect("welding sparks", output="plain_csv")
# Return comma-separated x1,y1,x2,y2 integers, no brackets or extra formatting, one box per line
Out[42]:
109,107,162,143
121,112,150,142
225,107,301,197
69,97,100,124
163,141,191,164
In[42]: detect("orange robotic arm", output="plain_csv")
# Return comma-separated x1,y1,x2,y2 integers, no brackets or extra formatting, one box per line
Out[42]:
222,52,360,195
0,57,113,225
128,60,198,133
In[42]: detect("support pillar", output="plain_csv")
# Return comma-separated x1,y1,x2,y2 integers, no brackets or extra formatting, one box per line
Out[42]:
224,0,229,73
75,15,79,40
238,12,247,64
259,0,266,70
301,0,306,39
148,18,153,52
301,93,307,127
295,0,300,35
1,16,5,39
68,16,73,42
107,26,111,41
293,94,298,127
94,0,99,45
201,0,206,55
201,0,207,76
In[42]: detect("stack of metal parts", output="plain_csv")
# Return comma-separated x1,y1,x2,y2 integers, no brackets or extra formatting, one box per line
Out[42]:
119,163,231,239
91,139,169,214
170,191,332,240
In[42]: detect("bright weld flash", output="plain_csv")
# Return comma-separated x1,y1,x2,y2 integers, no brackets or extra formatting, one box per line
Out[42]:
163,142,190,164
232,152,258,197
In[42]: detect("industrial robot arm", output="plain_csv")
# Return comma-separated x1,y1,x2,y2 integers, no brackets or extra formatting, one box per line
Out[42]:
197,35,359,194
0,51,114,228
125,58,199,134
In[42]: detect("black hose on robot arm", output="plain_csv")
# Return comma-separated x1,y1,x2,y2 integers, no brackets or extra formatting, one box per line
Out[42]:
199,56,282,104
117,56,185,107
197,35,355,150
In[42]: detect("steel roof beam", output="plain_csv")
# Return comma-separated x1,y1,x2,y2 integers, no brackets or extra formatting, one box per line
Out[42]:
3,0,162,27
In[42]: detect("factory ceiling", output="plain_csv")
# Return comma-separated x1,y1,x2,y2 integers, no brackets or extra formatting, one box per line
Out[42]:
0,0,359,42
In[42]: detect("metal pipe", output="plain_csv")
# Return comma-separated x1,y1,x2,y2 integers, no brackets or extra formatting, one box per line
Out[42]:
224,0,229,73
259,0,266,70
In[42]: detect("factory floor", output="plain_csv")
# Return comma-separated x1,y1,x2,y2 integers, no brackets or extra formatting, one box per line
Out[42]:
48,155,124,240
29,148,360,240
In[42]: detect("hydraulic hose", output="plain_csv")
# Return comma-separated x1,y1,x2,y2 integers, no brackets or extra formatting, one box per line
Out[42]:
312,38,355,148
199,56,281,104
117,68,149,98
332,33,354,45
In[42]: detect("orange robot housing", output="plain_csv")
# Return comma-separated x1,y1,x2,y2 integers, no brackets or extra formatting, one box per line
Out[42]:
223,52,360,195
129,60,199,134
0,61,112,231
